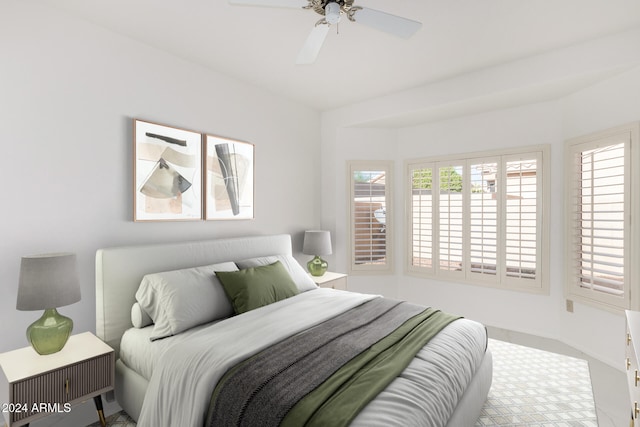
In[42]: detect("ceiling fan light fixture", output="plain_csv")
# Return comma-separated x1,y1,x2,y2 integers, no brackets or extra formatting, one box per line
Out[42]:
325,2,341,25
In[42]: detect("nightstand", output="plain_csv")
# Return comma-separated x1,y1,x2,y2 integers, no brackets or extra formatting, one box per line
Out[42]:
0,332,114,427
313,272,348,290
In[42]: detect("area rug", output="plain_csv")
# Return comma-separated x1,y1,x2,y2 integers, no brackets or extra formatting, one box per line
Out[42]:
87,410,136,427
90,339,597,427
475,339,597,426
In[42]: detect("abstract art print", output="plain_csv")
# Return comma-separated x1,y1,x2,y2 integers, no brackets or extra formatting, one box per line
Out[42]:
134,119,202,221
205,134,254,220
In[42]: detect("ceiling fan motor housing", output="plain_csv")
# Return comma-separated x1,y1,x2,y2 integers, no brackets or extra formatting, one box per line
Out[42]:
309,0,354,16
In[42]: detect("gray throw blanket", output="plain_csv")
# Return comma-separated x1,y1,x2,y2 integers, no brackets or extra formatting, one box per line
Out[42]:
206,298,427,427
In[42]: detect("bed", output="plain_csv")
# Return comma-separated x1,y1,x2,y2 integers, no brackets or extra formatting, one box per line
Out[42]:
95,234,492,427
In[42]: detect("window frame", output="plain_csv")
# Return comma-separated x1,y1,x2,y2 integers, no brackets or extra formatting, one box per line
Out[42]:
347,160,394,275
564,122,640,312
405,145,550,294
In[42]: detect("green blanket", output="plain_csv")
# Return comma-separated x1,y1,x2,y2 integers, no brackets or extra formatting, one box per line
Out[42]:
206,298,460,427
283,306,460,427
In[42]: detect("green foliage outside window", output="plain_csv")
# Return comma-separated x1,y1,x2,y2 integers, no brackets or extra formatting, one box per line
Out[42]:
412,167,463,193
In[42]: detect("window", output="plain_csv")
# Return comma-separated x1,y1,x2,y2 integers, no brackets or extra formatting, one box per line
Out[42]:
348,161,393,274
565,123,640,311
406,145,549,293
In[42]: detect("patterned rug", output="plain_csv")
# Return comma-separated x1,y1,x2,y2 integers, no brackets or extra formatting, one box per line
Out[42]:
476,339,597,426
87,411,136,427
90,339,597,427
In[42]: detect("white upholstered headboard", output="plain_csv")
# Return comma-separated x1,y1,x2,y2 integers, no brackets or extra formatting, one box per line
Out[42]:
95,234,293,356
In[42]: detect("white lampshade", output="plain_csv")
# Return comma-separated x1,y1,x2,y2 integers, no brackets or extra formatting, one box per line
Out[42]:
17,253,81,311
303,230,332,256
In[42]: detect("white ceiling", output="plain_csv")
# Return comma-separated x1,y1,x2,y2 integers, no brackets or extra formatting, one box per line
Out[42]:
41,0,640,111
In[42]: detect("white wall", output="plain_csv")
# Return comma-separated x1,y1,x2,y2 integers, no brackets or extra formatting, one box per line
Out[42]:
321,28,640,369
0,2,321,353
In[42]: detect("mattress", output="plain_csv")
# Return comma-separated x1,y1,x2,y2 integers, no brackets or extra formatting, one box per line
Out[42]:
120,289,488,427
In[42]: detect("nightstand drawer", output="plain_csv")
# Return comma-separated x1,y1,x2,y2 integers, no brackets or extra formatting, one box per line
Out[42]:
9,353,113,424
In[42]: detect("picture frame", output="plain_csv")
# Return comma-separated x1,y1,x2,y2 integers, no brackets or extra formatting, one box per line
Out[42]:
134,119,203,221
204,134,254,220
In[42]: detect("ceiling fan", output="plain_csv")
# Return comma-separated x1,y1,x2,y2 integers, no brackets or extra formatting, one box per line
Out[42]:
229,0,422,64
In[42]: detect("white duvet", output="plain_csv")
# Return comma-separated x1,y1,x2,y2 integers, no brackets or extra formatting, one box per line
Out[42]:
134,288,487,427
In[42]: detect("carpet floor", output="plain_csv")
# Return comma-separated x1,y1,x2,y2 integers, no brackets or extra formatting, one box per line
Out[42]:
91,338,597,427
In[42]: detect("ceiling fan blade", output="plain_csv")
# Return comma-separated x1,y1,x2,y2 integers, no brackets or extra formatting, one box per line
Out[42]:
229,0,308,8
296,23,330,65
351,7,422,39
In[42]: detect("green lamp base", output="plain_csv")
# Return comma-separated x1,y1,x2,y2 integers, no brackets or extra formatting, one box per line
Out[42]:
307,255,328,277
26,308,73,355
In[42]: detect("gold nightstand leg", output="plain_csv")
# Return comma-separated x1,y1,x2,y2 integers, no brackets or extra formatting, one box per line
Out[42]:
93,395,106,427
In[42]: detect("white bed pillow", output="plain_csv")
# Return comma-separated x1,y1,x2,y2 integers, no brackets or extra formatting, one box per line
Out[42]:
235,254,317,292
131,302,153,328
135,261,238,341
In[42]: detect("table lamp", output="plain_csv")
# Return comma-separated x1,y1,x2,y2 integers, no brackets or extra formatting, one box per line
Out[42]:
302,230,332,277
16,253,81,355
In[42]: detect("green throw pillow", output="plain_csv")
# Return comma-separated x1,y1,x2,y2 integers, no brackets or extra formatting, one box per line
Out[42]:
215,261,299,314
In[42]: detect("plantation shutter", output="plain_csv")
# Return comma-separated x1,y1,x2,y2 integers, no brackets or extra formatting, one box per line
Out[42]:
502,155,540,283
410,165,434,272
570,141,626,298
469,160,498,279
349,161,393,274
406,145,549,293
438,164,464,275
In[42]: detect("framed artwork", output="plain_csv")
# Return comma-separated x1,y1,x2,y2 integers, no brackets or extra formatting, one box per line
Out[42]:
204,134,254,220
134,119,202,221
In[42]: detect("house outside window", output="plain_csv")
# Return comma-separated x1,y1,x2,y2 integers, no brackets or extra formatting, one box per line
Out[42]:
348,161,393,274
406,145,550,293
